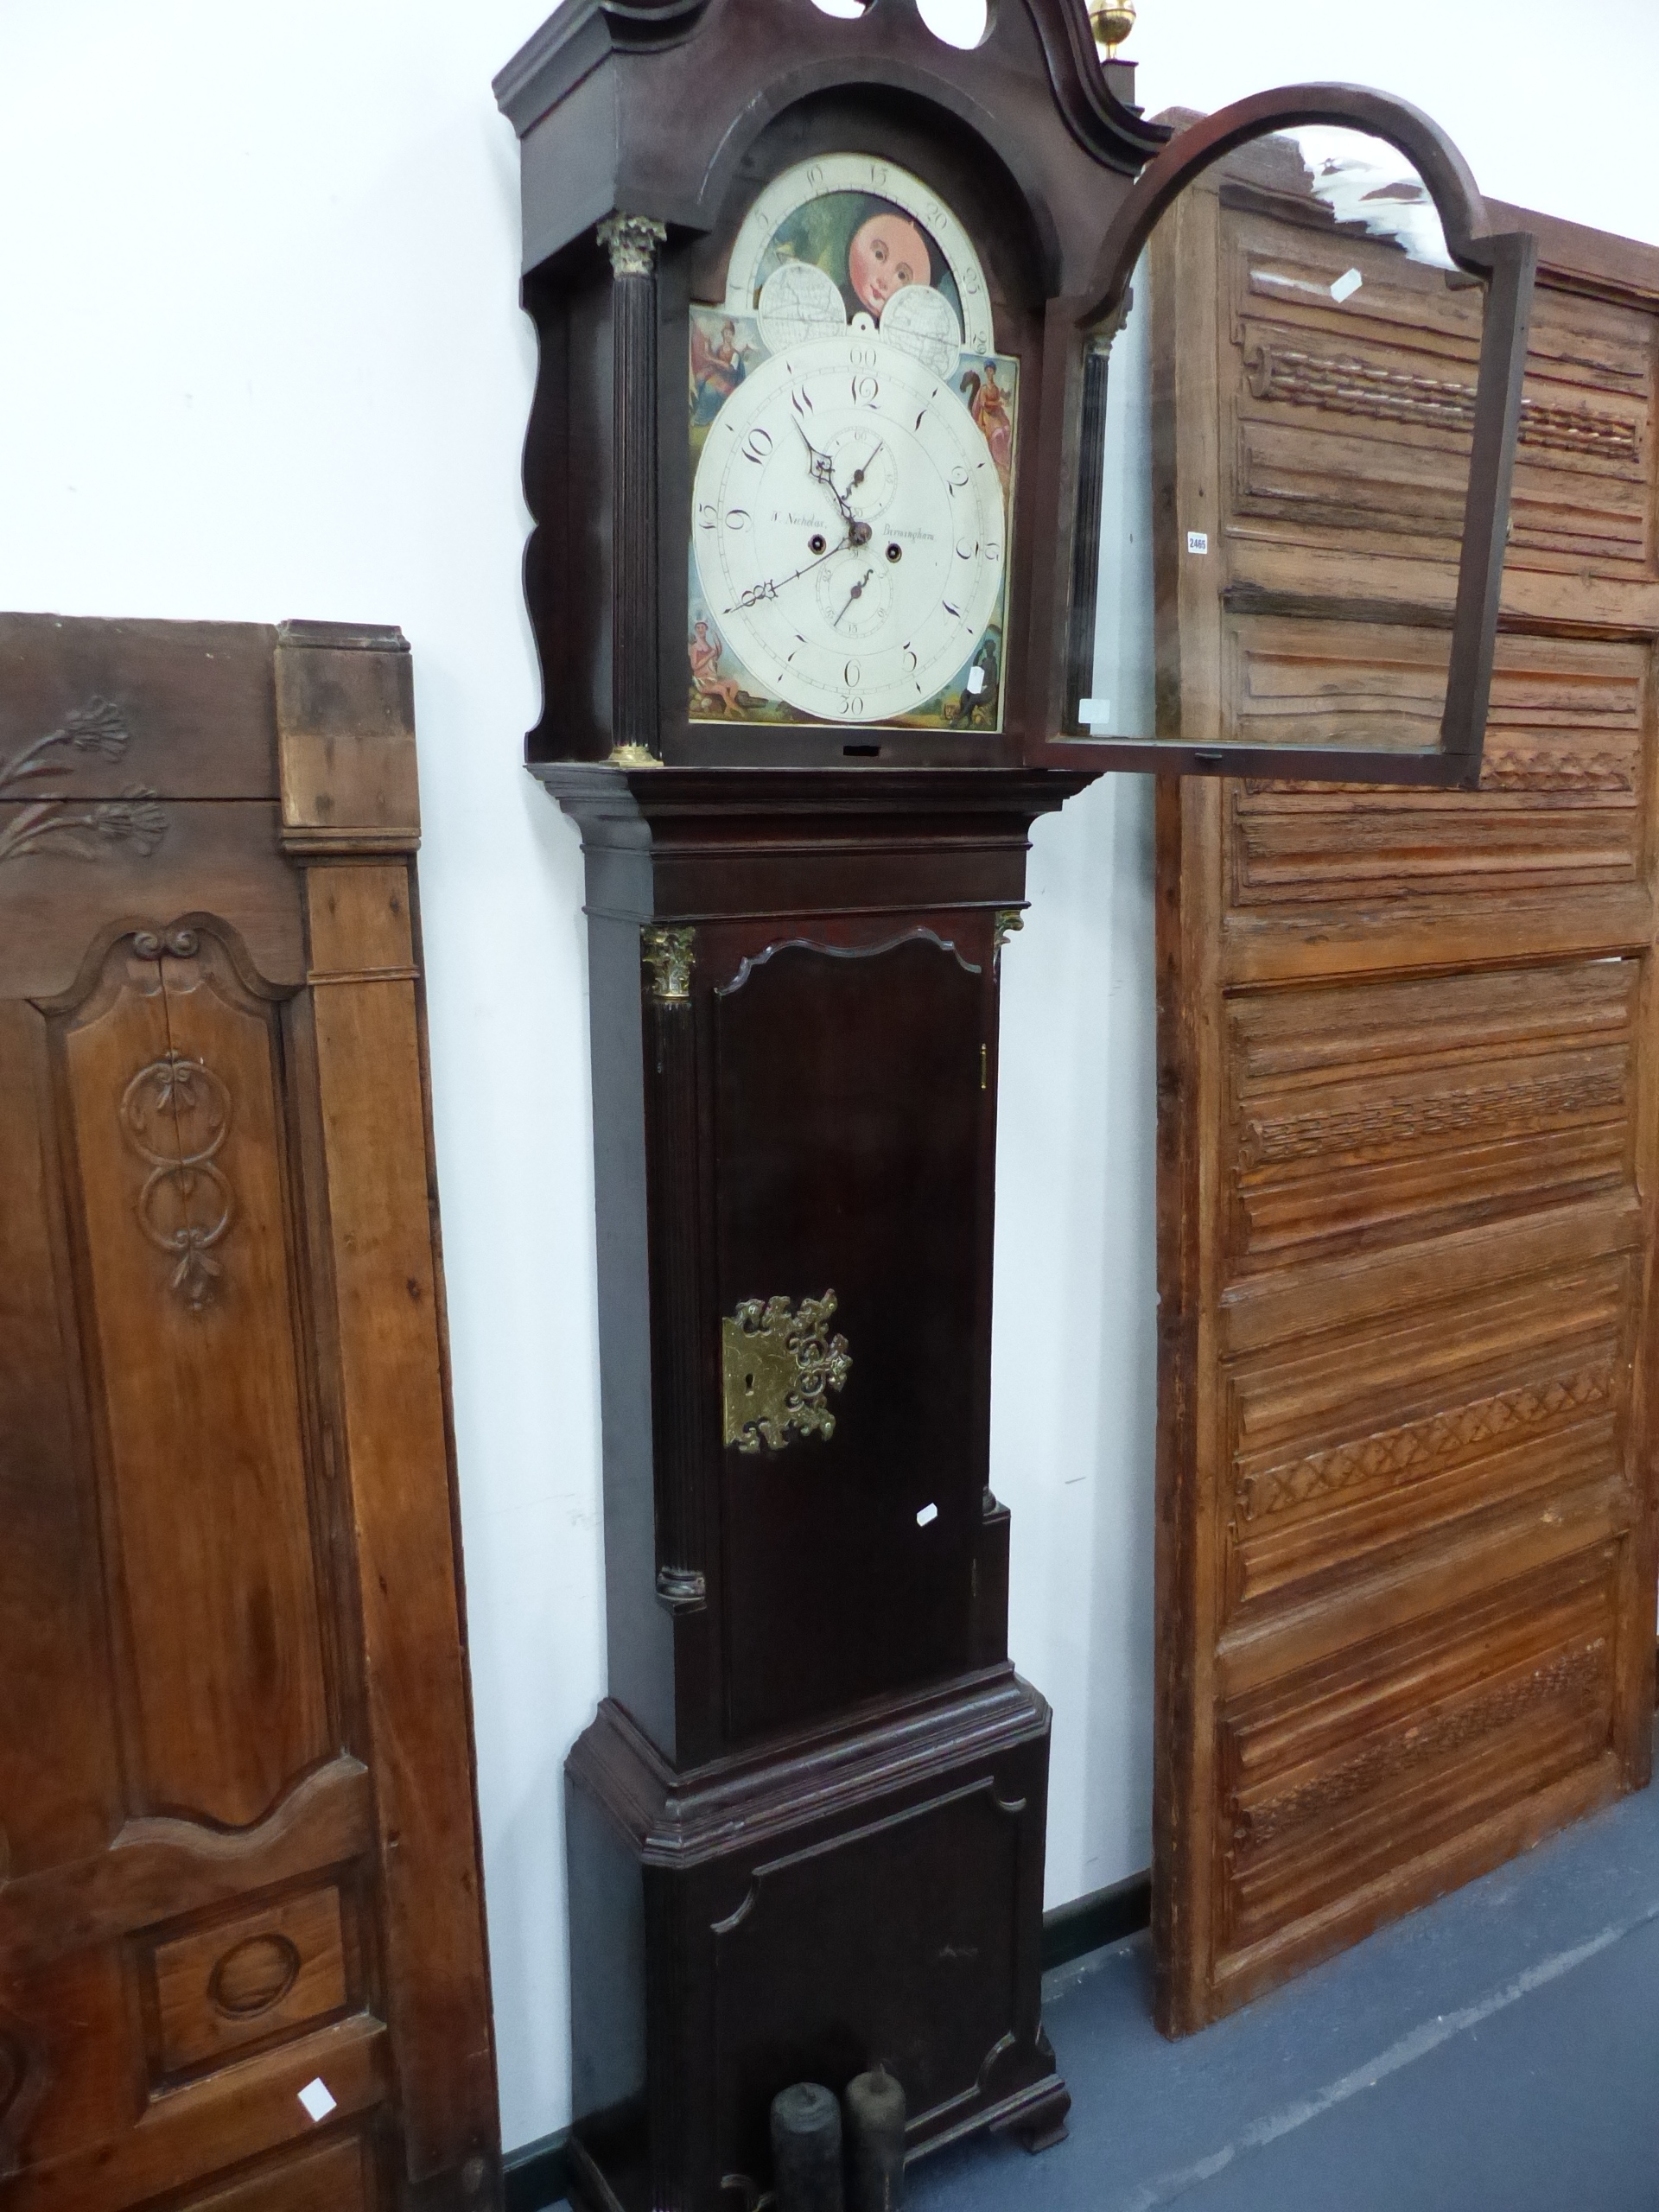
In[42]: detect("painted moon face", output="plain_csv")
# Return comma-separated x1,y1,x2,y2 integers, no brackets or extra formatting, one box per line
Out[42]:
722,153,996,355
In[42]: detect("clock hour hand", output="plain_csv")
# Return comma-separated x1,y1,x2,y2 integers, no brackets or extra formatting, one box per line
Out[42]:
794,420,855,525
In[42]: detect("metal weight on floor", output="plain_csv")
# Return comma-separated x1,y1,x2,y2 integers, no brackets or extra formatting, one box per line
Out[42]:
771,2082,844,2212
845,2065,906,2210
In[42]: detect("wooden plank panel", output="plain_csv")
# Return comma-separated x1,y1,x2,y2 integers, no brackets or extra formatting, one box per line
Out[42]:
0,998,119,1877
174,2133,374,2212
1152,174,1659,2038
1224,1252,1637,1624
0,617,277,800
4,1948,133,2171
1224,190,1479,575
1224,957,1637,1274
1219,1548,1621,1955
9,2015,389,2212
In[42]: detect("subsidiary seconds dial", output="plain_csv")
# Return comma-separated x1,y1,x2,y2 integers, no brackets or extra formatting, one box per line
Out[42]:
693,332,1006,724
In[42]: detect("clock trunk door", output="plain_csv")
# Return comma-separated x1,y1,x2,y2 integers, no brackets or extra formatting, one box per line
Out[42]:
711,925,995,1745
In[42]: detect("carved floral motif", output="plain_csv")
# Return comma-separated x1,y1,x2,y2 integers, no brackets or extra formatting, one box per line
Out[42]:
1479,747,1636,792
1232,1639,1606,1852
0,697,167,867
1240,1065,1625,1171
1240,1359,1616,1521
1244,340,1642,464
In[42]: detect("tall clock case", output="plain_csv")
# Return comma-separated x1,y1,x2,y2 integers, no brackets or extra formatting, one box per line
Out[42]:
496,3,1541,2202
515,60,1158,770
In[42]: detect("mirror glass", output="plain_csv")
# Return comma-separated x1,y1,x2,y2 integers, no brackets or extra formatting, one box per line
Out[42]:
1066,123,1490,763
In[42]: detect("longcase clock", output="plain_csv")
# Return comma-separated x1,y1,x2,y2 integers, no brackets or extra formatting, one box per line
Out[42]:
492,0,1535,2203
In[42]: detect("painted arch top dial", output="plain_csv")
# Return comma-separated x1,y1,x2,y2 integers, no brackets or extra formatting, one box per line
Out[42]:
693,332,1005,725
723,154,995,354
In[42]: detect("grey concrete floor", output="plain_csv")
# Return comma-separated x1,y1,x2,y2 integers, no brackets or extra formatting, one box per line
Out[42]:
912,1755,1659,2211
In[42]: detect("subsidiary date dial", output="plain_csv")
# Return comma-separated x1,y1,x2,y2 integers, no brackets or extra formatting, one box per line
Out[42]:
694,333,1005,724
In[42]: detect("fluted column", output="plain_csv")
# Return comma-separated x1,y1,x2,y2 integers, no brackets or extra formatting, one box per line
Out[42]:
598,212,668,766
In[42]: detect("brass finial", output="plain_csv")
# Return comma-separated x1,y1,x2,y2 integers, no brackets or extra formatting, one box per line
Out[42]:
1089,0,1135,61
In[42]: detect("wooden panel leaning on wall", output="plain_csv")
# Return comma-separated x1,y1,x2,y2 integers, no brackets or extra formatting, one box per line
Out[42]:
0,616,499,2208
1153,174,1659,2035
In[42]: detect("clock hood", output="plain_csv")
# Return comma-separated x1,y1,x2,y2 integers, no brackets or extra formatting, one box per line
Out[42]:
495,0,1170,289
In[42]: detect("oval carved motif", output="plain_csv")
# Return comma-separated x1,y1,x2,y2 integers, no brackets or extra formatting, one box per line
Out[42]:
207,1931,301,2018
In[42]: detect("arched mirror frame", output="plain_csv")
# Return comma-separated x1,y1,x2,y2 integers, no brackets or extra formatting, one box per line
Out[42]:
1031,82,1540,787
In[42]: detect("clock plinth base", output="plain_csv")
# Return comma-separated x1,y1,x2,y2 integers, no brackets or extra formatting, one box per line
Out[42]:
1006,2080,1072,2153
565,1669,1062,2212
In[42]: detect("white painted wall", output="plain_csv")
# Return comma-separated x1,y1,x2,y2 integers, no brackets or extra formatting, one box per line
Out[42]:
1,0,1653,2153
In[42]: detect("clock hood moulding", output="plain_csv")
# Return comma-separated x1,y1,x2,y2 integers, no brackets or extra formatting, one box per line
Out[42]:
493,0,1168,280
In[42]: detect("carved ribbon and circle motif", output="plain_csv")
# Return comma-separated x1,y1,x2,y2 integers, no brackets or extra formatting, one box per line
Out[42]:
120,1039,234,1313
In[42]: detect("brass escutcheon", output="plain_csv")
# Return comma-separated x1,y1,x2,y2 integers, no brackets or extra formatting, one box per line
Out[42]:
721,1292,851,1453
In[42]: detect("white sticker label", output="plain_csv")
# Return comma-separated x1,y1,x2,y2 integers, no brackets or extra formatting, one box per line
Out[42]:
297,2077,338,2124
1077,696,1112,727
966,664,986,695
916,1503,938,1527
1331,267,1363,303
1186,531,1209,556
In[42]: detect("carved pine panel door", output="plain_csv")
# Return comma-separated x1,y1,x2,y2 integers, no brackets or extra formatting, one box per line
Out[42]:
1152,181,1659,2032
0,619,498,2207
